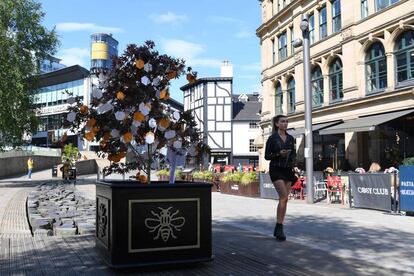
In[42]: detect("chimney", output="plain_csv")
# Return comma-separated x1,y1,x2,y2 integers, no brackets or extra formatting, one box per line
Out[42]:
220,60,233,78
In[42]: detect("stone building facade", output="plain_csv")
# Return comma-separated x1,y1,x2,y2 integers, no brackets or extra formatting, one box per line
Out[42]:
257,0,414,171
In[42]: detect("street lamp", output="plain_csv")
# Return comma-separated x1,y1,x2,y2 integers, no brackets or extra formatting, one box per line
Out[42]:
293,14,314,203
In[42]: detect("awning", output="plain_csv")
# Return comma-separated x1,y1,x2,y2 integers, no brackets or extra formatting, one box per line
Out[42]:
287,121,342,138
319,109,414,135
31,131,48,139
253,135,264,147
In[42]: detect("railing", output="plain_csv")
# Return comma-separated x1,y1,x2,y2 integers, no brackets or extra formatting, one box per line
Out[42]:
0,146,61,158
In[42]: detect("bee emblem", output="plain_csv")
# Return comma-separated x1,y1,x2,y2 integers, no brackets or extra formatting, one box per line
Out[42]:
144,207,186,242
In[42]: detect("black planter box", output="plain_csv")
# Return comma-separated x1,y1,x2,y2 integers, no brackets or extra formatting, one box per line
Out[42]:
95,180,213,268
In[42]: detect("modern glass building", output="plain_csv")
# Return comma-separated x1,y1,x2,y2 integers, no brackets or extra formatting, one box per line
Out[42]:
90,33,119,73
31,65,90,148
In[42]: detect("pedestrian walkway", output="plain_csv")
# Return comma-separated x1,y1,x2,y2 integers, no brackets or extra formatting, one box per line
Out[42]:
0,170,413,275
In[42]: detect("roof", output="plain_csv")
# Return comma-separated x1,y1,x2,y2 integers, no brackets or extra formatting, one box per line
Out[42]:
36,65,90,88
232,101,261,121
180,77,232,91
165,97,184,111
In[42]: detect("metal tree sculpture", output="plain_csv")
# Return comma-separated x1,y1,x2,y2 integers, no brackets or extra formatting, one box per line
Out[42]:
65,41,207,183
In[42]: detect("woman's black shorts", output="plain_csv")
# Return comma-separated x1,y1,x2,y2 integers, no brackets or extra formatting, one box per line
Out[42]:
269,166,297,183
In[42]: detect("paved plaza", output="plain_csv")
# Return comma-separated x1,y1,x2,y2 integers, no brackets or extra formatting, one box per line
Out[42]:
0,169,413,275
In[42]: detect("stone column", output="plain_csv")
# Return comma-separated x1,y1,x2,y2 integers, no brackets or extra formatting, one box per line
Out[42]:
386,52,395,91
326,0,333,36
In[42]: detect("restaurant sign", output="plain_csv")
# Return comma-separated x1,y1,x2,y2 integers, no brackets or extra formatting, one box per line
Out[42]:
349,173,392,212
399,166,414,212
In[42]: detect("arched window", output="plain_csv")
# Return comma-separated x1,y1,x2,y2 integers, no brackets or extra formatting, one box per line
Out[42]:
287,77,295,113
275,83,283,115
311,66,324,107
329,58,343,102
365,42,387,93
395,30,414,84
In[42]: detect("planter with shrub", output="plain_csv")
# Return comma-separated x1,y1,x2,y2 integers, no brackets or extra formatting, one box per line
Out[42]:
220,172,259,197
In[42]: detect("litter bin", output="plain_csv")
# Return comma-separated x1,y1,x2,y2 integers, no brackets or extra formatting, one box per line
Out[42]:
68,168,77,180
52,165,58,177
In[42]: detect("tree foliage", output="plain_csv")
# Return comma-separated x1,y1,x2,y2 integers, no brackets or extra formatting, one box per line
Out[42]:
0,0,59,149
61,143,79,164
66,41,209,182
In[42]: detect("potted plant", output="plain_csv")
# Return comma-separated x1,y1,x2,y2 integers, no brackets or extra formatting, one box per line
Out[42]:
155,169,169,181
220,172,260,197
66,41,212,268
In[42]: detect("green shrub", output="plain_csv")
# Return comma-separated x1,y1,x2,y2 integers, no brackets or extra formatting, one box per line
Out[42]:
156,169,169,176
240,172,258,186
202,171,213,181
403,157,414,166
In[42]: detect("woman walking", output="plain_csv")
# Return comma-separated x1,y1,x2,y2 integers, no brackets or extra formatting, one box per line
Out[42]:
265,115,296,241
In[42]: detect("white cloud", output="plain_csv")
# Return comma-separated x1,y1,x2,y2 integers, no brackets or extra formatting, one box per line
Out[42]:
162,39,205,60
162,39,221,69
56,22,123,33
240,62,261,71
148,12,188,24
58,48,90,68
235,31,253,38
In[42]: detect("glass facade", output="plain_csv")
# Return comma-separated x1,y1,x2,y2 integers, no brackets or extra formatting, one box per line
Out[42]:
91,33,119,71
33,79,84,109
365,42,387,93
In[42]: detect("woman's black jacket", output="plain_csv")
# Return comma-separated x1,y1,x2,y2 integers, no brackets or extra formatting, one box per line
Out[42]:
264,132,296,168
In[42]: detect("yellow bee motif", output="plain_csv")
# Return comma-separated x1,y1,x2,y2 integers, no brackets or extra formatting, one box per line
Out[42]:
144,207,186,242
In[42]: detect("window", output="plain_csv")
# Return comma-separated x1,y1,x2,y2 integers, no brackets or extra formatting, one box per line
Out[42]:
287,77,295,113
375,0,399,12
361,0,368,18
249,123,259,129
249,139,258,152
311,66,324,107
309,13,315,44
277,0,280,12
290,26,294,54
329,58,343,102
282,0,286,8
319,6,327,39
270,0,274,16
275,83,283,114
272,38,276,64
331,0,341,33
278,31,288,61
395,30,414,84
365,42,387,93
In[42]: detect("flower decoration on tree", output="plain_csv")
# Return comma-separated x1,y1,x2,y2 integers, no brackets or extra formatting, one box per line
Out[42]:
65,41,208,182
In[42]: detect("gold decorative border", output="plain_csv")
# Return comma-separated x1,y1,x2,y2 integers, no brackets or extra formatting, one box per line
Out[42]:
128,198,200,253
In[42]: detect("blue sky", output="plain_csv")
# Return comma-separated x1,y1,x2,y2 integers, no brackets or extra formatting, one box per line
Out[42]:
39,0,262,102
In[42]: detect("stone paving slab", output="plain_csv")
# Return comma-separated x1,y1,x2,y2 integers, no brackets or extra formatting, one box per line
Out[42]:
0,188,32,239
